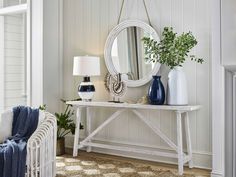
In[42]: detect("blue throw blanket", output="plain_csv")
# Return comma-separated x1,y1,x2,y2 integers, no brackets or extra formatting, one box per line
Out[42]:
0,106,39,177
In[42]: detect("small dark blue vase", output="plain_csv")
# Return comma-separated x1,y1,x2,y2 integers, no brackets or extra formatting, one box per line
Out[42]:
148,76,165,105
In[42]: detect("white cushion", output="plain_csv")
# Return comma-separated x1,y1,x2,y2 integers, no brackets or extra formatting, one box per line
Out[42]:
0,110,13,143
0,110,45,143
38,110,45,125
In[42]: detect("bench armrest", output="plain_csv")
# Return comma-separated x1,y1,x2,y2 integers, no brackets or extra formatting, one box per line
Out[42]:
26,112,57,177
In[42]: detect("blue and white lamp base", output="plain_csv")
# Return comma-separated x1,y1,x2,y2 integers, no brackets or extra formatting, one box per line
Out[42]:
78,77,95,101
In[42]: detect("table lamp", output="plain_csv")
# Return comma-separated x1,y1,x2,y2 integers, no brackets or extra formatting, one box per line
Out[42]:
73,56,100,101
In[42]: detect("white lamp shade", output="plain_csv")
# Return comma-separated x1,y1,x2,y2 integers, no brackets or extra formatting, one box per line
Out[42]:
73,56,100,76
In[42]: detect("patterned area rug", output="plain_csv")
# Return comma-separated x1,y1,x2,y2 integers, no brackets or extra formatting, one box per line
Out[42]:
56,154,210,177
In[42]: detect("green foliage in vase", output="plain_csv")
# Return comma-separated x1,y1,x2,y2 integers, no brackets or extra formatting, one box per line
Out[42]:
39,104,46,111
56,99,83,139
142,27,204,69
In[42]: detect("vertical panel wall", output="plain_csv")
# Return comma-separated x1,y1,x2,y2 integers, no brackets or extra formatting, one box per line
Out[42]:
63,0,212,169
225,71,234,177
43,0,62,113
221,0,236,176
31,0,62,113
0,0,4,111
221,0,236,67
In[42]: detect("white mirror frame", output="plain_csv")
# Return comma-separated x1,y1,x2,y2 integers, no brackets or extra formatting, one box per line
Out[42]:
104,20,161,87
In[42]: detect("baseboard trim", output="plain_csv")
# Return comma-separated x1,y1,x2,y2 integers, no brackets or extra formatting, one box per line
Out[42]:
211,171,224,177
86,147,211,170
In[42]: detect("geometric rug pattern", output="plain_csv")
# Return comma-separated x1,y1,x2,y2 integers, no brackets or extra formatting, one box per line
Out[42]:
56,154,210,177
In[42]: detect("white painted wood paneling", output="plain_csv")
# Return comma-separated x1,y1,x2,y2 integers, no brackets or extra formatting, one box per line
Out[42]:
42,0,62,114
30,0,43,107
225,71,234,177
0,11,26,112
30,0,63,113
0,1,4,111
3,0,20,7
4,14,25,111
221,0,236,68
211,0,225,176
63,0,212,169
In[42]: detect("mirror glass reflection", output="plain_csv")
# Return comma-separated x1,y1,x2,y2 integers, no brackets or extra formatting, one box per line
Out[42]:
111,26,156,81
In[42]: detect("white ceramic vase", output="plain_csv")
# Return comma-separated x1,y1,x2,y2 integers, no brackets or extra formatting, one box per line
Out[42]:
167,66,188,105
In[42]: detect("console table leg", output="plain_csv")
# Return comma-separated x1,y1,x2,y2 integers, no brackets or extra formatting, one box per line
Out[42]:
176,111,184,175
73,107,82,157
184,112,193,168
86,107,92,152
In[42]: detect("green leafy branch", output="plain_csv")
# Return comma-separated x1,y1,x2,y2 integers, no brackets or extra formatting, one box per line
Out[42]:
56,99,83,139
142,27,204,69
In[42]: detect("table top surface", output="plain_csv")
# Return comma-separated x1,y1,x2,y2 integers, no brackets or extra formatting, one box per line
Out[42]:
66,101,201,112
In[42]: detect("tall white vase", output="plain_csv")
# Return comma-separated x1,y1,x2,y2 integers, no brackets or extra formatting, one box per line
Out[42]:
167,66,188,105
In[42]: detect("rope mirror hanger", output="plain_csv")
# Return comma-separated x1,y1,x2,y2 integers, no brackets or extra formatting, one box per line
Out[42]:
117,0,152,26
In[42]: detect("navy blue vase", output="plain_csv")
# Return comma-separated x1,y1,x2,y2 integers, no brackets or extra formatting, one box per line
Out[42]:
148,76,165,105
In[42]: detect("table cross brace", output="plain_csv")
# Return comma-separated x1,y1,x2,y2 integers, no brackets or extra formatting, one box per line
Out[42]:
79,109,125,146
72,105,195,176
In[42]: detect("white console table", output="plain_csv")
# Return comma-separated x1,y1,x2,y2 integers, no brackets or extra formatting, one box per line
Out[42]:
67,101,201,175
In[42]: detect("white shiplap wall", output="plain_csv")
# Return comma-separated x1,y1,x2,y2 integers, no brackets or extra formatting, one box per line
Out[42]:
0,1,4,111
0,12,26,112
63,0,211,169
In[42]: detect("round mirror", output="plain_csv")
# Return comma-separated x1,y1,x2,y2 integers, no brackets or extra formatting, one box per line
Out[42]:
104,20,161,87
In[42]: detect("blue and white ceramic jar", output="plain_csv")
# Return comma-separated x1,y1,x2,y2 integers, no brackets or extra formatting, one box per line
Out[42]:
148,75,165,105
78,76,95,101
